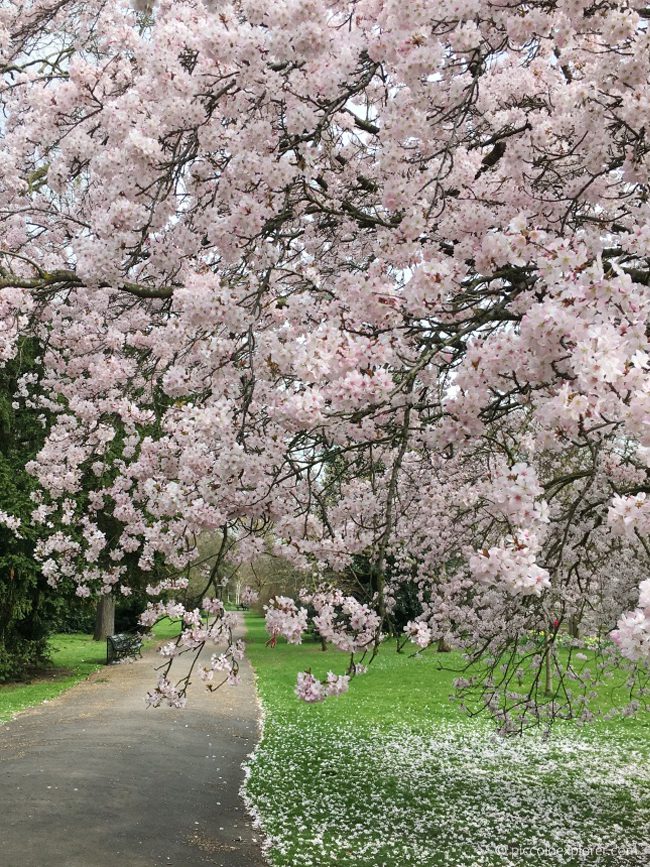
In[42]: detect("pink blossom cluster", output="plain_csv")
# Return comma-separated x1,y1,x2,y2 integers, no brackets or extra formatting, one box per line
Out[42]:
295,671,350,703
477,462,548,529
240,585,259,606
612,580,650,661
264,596,309,645
202,597,226,617
141,592,241,700
311,590,382,653
608,494,650,541
405,621,433,649
267,587,375,701
199,639,246,688
140,601,187,628
468,532,551,597
145,676,187,710
145,577,190,596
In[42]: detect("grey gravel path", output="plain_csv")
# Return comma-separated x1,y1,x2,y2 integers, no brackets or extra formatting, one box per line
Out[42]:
0,617,266,867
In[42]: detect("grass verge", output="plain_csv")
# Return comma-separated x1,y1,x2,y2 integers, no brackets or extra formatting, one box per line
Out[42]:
243,613,650,867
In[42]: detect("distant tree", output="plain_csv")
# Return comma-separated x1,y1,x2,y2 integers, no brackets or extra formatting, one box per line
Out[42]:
0,340,50,680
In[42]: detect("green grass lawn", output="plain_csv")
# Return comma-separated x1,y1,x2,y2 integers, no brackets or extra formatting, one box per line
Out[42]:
243,613,650,867
0,633,106,723
151,616,183,640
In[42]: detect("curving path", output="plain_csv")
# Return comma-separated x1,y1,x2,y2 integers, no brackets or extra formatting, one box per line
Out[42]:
0,617,266,867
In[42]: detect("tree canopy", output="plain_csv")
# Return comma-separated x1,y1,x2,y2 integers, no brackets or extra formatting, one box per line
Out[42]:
1,0,650,726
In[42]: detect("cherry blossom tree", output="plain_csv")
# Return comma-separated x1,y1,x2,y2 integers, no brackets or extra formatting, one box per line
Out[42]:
2,0,650,726
240,584,259,607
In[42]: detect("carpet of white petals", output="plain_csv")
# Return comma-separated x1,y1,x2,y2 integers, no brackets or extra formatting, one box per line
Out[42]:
244,659,650,866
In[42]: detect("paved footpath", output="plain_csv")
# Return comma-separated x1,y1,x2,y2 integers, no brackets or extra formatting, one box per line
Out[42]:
0,617,267,867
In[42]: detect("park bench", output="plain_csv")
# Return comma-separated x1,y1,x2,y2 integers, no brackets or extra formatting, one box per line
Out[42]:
106,632,143,665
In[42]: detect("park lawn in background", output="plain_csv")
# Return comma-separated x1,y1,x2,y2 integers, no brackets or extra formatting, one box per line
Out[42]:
0,632,105,723
243,613,650,867
151,616,183,641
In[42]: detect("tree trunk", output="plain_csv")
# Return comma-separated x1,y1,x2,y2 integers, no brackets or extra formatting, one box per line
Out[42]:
93,595,115,641
437,637,451,653
568,616,580,639
544,646,553,696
